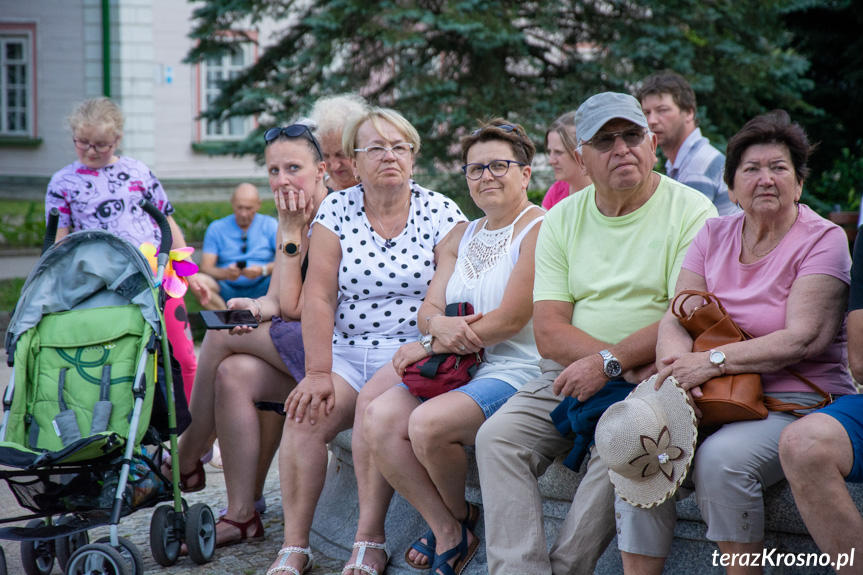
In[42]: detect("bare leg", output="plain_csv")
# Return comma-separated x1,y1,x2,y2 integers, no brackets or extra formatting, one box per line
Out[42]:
621,552,666,575
177,325,281,476
780,414,862,575
344,363,403,575
270,375,357,574
215,353,296,545
366,387,483,570
255,410,284,501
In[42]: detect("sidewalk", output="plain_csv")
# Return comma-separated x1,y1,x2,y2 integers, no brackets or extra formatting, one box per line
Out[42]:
0,250,350,574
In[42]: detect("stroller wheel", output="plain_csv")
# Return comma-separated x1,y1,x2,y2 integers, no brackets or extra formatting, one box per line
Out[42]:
184,502,216,565
65,543,129,575
94,536,144,575
56,516,89,571
149,505,181,566
20,518,54,575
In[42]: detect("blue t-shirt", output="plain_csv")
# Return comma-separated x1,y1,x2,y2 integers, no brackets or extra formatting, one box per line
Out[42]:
203,213,278,288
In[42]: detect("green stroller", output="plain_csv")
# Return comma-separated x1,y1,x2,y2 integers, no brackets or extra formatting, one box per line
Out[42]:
0,202,215,574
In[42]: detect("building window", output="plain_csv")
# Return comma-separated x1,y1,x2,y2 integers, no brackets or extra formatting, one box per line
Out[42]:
0,26,35,137
200,42,254,140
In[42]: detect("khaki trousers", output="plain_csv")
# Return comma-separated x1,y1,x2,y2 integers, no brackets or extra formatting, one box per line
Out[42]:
475,360,617,575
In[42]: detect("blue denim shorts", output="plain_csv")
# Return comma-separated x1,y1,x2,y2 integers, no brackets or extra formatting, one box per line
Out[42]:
398,377,517,419
818,394,863,482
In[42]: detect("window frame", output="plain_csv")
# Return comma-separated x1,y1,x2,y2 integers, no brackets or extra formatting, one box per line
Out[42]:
0,23,36,139
196,35,257,143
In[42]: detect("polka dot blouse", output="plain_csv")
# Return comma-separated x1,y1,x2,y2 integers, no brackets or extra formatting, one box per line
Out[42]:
314,181,466,347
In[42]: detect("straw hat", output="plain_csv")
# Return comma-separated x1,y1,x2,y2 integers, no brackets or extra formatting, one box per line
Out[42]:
595,375,697,508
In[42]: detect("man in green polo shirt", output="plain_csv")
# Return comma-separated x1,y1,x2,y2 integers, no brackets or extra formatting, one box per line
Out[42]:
476,92,717,575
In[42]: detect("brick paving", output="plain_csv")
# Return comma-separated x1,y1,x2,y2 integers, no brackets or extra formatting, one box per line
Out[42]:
0,456,347,575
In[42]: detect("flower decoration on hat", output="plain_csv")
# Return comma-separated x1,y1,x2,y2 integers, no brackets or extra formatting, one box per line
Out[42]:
139,242,199,298
628,426,685,482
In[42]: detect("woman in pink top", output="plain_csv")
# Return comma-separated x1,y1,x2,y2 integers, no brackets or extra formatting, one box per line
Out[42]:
616,111,853,575
540,111,592,209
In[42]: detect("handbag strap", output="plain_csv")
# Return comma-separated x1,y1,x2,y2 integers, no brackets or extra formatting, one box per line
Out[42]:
764,366,833,415
419,354,447,378
671,289,724,321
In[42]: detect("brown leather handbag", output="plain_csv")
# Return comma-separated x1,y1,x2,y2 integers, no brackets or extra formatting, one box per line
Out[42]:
671,290,832,427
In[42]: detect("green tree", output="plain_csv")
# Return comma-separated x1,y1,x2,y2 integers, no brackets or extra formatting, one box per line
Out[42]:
188,0,815,170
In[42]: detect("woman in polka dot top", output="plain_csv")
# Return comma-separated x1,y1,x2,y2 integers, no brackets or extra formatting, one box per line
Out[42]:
268,107,465,575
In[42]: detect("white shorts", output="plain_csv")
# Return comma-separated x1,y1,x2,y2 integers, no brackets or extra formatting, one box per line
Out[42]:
331,343,401,393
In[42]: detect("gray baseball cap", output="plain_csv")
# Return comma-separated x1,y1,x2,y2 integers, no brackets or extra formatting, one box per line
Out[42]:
575,92,649,144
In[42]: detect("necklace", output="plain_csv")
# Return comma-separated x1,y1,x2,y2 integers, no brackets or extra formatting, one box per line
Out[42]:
741,205,799,259
365,193,410,248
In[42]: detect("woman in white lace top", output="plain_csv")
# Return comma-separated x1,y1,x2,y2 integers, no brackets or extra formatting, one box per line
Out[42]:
360,120,545,575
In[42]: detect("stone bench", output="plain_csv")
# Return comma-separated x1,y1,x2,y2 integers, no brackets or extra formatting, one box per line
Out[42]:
310,430,863,574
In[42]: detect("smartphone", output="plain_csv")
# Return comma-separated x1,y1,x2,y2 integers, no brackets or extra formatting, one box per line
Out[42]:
236,260,247,270
199,309,259,330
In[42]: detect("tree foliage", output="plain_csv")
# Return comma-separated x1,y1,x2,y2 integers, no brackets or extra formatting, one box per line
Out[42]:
187,0,815,171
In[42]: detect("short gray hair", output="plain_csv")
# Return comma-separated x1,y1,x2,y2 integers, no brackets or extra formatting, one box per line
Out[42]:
308,93,368,137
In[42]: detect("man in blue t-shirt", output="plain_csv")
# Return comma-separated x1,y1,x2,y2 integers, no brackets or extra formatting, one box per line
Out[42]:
197,183,277,309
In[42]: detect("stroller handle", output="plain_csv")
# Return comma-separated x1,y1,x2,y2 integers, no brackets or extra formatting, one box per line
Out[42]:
139,200,173,255
42,208,60,254
139,200,173,285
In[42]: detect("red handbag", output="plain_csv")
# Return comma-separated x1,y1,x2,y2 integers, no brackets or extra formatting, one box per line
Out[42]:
403,302,484,399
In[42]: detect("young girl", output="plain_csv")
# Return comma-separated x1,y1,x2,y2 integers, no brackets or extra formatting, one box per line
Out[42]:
45,97,208,396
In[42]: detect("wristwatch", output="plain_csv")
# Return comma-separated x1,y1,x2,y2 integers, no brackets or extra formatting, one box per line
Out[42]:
278,241,301,257
599,350,622,378
420,333,435,356
709,348,726,374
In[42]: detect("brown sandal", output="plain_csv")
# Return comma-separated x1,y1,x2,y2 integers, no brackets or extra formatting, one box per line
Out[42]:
215,510,265,548
161,458,206,493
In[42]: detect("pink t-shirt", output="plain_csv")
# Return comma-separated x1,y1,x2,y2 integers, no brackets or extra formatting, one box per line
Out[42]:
682,204,853,395
541,181,570,210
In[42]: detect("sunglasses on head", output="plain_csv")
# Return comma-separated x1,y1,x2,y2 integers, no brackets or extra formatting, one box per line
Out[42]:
471,123,530,159
264,124,324,161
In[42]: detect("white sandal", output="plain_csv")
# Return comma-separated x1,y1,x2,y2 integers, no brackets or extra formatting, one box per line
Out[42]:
266,545,314,575
342,540,389,575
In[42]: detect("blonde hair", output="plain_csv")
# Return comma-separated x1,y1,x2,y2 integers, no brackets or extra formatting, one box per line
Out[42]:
309,93,367,137
545,111,577,156
343,106,421,160
68,97,124,139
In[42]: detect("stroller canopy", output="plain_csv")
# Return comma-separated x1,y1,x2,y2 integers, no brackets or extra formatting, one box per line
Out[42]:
5,230,161,358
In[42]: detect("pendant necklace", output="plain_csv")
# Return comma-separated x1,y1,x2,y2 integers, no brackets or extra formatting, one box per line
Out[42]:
366,194,410,248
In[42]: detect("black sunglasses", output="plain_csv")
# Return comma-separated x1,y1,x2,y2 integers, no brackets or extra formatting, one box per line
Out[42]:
264,124,324,161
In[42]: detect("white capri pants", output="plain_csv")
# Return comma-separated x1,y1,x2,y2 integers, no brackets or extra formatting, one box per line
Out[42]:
615,391,821,557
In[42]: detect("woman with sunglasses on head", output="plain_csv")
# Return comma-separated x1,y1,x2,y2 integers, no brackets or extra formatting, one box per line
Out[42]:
353,119,544,575
45,97,208,399
267,106,465,575
165,122,329,549
542,111,593,210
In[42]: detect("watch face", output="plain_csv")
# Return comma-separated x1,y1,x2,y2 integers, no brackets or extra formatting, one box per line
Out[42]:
283,242,300,255
420,334,433,344
710,350,725,364
605,360,622,377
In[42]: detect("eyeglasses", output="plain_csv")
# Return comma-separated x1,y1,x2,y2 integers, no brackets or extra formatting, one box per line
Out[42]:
240,233,248,254
582,128,649,153
354,143,414,160
73,138,117,153
462,159,525,181
264,124,324,161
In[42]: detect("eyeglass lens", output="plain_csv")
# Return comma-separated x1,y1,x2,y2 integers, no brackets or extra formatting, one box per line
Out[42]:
589,129,647,152
463,160,521,180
